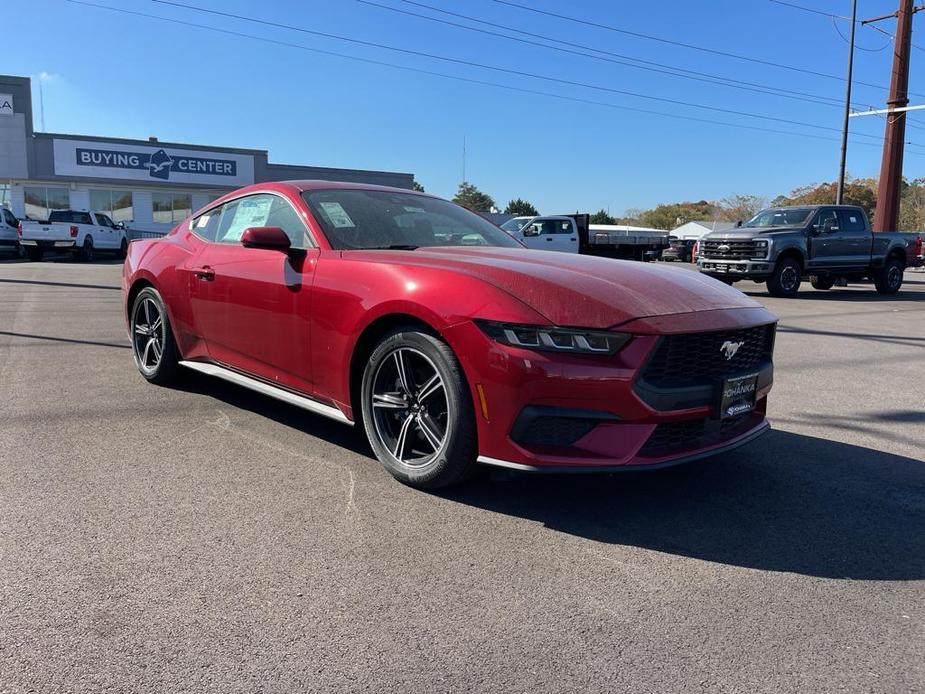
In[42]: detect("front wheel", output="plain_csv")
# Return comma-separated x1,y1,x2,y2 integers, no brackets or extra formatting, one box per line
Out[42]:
874,257,904,294
767,258,802,297
360,328,477,489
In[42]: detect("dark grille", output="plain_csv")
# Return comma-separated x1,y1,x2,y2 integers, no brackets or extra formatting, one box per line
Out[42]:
641,325,775,388
516,417,596,446
639,414,753,457
701,240,763,260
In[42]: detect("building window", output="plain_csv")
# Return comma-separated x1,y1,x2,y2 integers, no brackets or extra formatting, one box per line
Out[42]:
89,189,134,223
0,184,11,210
152,192,192,224
23,186,70,221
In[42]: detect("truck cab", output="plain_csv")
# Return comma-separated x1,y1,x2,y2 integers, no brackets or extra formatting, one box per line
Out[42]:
0,207,20,255
697,205,922,297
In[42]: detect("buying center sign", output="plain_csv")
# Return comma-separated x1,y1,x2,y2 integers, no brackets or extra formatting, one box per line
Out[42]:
53,139,254,186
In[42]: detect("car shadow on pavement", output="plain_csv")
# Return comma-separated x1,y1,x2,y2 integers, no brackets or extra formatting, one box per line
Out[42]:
741,288,925,302
442,430,925,581
170,370,374,458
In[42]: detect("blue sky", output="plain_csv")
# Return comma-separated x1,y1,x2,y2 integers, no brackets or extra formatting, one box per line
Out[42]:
7,0,925,214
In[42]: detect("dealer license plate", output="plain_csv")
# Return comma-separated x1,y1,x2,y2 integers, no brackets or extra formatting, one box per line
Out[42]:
718,373,758,419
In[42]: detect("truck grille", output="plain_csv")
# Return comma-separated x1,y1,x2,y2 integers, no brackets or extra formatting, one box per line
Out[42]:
640,325,775,388
700,239,763,259
638,414,755,457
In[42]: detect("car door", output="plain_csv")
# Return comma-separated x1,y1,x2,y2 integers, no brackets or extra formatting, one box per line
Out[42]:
835,209,873,270
93,212,117,248
807,207,840,270
525,219,577,252
186,193,318,394
1,209,18,245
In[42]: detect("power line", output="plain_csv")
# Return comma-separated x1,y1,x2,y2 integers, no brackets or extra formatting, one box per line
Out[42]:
491,0,917,96
768,0,853,21
64,0,921,154
352,0,860,110
148,0,900,143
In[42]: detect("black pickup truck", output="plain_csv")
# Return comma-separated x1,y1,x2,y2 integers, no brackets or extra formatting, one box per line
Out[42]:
697,205,923,297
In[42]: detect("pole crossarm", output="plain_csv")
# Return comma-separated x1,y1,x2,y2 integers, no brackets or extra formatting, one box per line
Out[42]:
850,103,925,116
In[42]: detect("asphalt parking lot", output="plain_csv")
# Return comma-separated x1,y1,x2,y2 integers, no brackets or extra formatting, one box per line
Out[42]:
1,258,922,693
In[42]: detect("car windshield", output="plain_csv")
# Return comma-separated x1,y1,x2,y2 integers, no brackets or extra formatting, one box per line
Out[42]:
302,189,522,251
744,208,814,228
500,217,530,232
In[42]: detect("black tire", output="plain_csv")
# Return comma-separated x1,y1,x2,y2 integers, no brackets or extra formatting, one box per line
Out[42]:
767,257,802,297
25,246,43,262
80,237,95,262
116,237,128,260
130,286,180,385
360,328,477,489
873,256,904,294
810,276,835,290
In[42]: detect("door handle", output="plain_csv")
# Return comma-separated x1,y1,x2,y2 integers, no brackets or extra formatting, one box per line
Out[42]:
194,266,215,281
545,237,554,242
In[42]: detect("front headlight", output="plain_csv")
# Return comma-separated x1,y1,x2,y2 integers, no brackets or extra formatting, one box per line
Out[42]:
475,320,631,355
752,239,769,258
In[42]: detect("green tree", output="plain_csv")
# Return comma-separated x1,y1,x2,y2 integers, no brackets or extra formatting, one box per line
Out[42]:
716,194,767,223
589,209,616,224
638,200,715,230
776,179,877,222
504,198,538,216
411,180,425,192
453,182,495,212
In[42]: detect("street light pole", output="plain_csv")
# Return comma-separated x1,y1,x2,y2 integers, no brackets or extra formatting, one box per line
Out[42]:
836,0,858,205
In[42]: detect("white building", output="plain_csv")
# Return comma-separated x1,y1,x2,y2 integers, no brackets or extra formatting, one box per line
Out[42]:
671,220,738,240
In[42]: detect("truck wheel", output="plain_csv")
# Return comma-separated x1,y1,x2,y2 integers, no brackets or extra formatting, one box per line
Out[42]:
767,258,802,297
360,328,477,489
25,247,43,262
80,237,95,262
810,276,835,290
117,238,128,260
873,257,904,294
130,286,180,385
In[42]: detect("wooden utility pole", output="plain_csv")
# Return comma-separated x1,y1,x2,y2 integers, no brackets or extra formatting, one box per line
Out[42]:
868,0,916,231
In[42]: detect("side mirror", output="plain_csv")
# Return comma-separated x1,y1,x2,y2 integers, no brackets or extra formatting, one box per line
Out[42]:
735,220,743,228
241,226,302,255
523,225,539,237
822,219,839,233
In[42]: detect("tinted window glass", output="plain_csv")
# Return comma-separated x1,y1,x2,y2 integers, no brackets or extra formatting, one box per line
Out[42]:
302,189,521,250
839,209,866,232
266,196,310,248
815,209,838,229
191,207,222,242
96,213,115,228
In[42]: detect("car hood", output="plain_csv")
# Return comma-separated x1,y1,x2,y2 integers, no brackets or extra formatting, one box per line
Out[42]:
348,247,762,329
704,226,802,239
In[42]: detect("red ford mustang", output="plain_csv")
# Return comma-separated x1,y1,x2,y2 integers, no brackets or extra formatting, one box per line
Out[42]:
123,181,776,488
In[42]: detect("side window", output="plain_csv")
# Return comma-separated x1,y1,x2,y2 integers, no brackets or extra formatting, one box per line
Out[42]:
213,194,310,247
554,220,572,234
814,209,838,230
77,211,93,225
839,210,866,232
95,213,114,228
3,210,16,227
266,196,310,248
191,206,222,242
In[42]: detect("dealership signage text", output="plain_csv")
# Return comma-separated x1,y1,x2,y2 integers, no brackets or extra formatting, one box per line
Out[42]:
76,147,237,180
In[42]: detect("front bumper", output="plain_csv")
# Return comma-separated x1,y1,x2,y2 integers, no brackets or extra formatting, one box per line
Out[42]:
444,308,776,472
698,258,772,277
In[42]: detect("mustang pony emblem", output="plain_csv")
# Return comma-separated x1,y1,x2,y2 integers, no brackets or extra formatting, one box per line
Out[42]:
720,340,744,360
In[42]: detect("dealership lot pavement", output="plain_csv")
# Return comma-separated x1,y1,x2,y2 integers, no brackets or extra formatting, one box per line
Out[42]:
0,259,922,693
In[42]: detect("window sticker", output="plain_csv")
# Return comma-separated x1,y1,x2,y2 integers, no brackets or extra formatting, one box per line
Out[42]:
224,197,272,242
318,201,356,228
402,206,426,214
195,214,213,228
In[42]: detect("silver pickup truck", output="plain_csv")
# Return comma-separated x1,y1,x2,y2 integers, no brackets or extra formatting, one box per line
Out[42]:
697,205,923,297
19,210,127,262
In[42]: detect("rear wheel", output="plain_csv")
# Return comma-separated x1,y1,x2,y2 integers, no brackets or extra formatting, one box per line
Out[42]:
80,237,95,262
874,257,904,294
116,238,128,260
360,328,477,489
767,257,802,297
130,286,180,385
25,246,43,262
810,276,835,290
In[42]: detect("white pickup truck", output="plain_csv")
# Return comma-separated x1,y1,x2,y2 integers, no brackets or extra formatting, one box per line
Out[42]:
501,214,670,260
19,210,127,262
1,207,21,256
